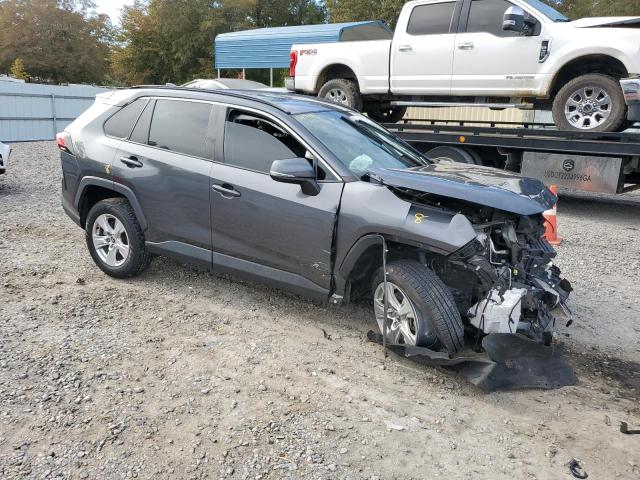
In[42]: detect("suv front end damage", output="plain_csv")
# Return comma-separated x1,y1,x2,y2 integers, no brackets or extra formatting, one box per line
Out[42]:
370,163,573,348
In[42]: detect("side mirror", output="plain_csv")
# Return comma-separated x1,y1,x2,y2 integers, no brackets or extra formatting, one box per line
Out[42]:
270,158,320,196
503,6,525,32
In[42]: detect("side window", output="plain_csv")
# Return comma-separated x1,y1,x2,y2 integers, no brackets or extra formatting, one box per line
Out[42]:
104,98,147,139
223,110,307,174
466,0,522,37
148,99,212,158
129,99,155,144
407,2,456,35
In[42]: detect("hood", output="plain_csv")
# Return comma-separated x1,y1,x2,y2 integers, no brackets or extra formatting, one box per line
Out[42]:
570,16,640,28
370,163,556,216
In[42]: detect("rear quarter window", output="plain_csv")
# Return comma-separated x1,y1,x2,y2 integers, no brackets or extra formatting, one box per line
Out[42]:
103,99,148,139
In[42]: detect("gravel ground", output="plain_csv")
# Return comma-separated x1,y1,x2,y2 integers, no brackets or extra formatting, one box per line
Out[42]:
1,141,639,480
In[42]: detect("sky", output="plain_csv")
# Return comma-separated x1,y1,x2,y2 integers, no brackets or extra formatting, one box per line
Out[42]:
95,0,134,25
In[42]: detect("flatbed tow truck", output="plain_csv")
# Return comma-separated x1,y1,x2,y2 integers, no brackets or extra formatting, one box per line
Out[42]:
384,119,640,195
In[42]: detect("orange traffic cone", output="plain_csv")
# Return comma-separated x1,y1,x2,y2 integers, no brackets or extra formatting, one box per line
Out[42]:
543,185,562,246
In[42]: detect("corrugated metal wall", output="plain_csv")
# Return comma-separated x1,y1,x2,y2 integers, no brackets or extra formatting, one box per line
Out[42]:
0,80,111,142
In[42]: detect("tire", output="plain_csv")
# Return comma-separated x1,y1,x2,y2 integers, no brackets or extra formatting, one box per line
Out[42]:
372,260,464,354
552,74,627,132
318,79,363,111
425,146,479,164
366,104,407,123
85,198,152,279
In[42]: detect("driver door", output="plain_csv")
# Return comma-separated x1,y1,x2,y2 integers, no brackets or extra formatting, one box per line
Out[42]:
209,108,344,297
451,0,546,95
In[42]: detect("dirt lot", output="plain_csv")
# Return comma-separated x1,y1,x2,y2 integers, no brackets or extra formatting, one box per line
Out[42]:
1,142,639,480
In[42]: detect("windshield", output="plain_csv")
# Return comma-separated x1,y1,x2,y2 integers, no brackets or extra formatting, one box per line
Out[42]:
523,0,570,22
295,111,429,177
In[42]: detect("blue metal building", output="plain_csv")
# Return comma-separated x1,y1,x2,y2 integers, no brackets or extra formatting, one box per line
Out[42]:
214,21,391,83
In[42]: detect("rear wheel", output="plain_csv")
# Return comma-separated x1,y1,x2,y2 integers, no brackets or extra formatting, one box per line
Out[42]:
85,198,152,279
366,104,407,123
318,79,362,111
372,260,464,354
552,74,627,132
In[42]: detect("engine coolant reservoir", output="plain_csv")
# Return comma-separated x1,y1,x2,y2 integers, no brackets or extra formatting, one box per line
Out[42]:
468,288,527,334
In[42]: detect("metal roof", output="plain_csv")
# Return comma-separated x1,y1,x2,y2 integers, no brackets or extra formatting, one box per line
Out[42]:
214,21,390,69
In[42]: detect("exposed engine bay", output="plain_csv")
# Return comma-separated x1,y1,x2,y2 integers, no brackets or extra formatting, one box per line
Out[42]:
394,186,573,348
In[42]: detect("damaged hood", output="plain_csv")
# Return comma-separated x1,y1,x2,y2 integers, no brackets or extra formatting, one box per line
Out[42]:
570,16,640,28
370,163,556,216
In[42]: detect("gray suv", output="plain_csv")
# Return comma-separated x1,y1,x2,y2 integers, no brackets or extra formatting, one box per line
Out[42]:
59,87,572,354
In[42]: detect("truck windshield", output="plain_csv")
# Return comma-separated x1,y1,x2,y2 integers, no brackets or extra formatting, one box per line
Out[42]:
523,0,570,22
295,111,430,177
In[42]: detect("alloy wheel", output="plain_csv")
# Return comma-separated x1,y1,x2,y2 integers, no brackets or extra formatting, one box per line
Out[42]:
325,88,350,106
373,281,422,345
564,86,612,130
92,214,130,267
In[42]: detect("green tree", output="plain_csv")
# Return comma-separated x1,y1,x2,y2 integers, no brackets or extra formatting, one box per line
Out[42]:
111,0,326,86
0,0,113,84
9,57,29,80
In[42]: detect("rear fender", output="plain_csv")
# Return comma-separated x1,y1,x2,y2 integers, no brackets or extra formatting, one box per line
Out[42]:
75,177,148,230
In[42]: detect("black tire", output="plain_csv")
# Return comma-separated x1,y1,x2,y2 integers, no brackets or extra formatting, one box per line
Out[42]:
366,104,407,123
552,74,627,132
425,146,479,164
318,79,363,111
372,260,464,354
85,198,152,279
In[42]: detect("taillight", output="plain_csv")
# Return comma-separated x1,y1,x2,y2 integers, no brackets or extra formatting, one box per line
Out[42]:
289,51,298,77
56,132,72,154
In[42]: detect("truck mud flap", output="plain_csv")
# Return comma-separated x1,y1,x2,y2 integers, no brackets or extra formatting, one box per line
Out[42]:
367,331,576,392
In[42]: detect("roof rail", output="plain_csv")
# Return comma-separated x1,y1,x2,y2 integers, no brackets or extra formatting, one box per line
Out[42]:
127,85,293,112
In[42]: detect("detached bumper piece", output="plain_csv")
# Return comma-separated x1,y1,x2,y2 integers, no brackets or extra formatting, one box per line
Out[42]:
367,331,576,392
620,77,640,122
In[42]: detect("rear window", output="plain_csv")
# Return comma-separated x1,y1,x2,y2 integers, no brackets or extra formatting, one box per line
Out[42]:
148,99,212,158
407,2,456,35
104,99,148,139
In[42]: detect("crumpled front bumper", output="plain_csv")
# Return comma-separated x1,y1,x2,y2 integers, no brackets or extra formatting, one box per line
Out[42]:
620,77,640,121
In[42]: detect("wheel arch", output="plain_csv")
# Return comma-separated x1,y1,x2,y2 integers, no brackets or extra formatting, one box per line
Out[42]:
315,63,360,93
75,177,147,231
548,54,628,100
337,234,449,303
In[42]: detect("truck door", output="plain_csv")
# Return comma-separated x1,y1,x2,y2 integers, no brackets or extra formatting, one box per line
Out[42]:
451,0,546,95
390,0,460,95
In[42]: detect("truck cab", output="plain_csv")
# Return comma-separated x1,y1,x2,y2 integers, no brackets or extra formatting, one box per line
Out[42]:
288,0,640,132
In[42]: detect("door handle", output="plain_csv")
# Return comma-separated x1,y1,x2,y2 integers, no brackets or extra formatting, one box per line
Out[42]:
458,42,474,50
120,156,143,168
212,183,241,198
398,45,413,52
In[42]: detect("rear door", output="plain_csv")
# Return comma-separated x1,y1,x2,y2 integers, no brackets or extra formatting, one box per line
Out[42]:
209,108,343,295
112,98,215,264
451,0,545,95
390,0,460,95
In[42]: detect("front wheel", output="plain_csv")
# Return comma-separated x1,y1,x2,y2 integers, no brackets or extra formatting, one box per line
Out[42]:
372,260,464,354
552,74,627,132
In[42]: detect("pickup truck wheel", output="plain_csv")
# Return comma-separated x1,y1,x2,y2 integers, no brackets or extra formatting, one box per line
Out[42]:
318,79,362,111
85,198,152,279
366,104,407,123
372,260,464,354
553,74,627,132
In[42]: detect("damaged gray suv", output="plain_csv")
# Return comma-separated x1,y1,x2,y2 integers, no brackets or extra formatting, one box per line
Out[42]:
59,87,571,355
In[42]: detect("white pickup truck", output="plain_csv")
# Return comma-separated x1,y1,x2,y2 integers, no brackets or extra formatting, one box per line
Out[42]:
286,0,640,132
